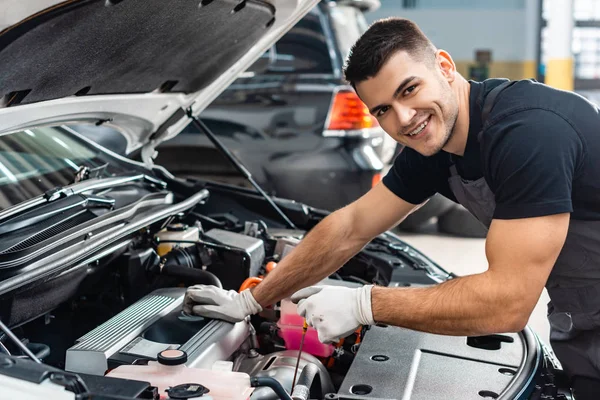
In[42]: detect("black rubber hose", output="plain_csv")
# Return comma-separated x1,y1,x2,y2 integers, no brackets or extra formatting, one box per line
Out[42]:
6,342,51,361
292,363,320,400
157,239,252,272
0,319,40,364
160,263,222,288
27,343,51,360
296,362,319,389
156,246,223,288
250,377,292,400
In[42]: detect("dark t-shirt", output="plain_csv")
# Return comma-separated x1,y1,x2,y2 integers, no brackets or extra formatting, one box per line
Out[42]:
382,78,600,221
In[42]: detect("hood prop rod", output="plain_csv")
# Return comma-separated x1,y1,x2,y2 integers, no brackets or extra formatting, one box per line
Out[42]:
0,319,41,363
186,109,296,229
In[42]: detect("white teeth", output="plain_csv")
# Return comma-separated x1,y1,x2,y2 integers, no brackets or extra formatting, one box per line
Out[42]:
408,119,428,136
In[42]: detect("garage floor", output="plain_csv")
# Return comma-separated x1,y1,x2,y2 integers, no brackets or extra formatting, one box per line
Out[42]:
395,230,551,347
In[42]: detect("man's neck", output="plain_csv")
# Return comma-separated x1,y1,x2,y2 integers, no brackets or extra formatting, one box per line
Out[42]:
442,76,471,156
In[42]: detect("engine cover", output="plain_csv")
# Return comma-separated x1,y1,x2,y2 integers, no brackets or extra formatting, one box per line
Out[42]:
336,325,533,400
66,288,250,375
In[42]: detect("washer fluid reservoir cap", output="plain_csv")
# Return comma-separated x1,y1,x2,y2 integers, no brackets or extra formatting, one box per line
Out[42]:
167,383,210,399
157,349,188,366
167,223,189,232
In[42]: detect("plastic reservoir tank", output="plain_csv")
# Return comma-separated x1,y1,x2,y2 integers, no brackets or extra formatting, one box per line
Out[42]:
106,350,254,400
277,298,334,358
155,223,200,257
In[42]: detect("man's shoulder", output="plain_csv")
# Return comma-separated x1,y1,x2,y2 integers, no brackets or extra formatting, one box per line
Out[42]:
482,78,588,125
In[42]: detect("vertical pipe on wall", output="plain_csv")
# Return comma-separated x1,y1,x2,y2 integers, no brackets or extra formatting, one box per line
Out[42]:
534,0,544,81
544,0,575,90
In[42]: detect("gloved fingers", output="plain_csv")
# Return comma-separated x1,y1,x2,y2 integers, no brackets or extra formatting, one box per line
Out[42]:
188,284,208,290
302,312,312,327
183,291,205,314
191,305,240,323
319,332,340,345
186,293,220,306
290,286,324,304
296,298,308,318
182,300,193,315
187,284,224,295
191,304,219,317
186,286,232,305
311,318,335,344
316,324,356,344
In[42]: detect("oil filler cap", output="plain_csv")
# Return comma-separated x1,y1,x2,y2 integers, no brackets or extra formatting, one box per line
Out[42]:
157,349,188,366
166,383,210,399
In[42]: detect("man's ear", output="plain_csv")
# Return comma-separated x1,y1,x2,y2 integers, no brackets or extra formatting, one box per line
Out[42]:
436,50,456,83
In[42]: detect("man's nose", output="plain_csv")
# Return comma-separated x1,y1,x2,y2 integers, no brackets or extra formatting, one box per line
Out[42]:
394,104,417,127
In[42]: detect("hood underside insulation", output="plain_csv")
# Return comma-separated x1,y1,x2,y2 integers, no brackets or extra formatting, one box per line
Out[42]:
0,0,275,105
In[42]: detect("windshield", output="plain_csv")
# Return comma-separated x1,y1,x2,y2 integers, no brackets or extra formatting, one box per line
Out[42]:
0,126,134,210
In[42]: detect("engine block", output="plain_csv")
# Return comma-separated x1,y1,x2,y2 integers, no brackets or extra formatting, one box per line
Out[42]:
66,288,250,375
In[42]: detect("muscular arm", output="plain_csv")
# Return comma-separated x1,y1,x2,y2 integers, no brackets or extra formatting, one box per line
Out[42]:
251,183,419,307
371,213,570,335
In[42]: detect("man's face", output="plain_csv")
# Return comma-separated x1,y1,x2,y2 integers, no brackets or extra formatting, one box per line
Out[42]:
355,50,459,157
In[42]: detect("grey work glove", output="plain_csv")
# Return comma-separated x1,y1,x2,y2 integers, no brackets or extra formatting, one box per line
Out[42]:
291,285,375,344
183,284,262,323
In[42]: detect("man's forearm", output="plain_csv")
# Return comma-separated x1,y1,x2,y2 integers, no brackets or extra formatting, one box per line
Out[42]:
371,271,531,336
252,210,366,307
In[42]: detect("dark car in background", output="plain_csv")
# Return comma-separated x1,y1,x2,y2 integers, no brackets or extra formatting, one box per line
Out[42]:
151,0,486,237
79,0,483,237
153,0,398,212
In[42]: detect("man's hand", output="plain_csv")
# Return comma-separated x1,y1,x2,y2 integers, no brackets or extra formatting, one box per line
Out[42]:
183,285,262,323
291,285,375,343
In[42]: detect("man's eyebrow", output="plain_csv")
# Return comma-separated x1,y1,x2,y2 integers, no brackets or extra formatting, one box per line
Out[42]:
369,76,417,115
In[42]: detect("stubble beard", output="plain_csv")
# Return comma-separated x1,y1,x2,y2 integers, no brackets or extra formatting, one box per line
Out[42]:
425,85,459,157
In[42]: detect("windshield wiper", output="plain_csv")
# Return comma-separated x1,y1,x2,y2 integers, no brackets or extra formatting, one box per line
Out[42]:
186,108,296,229
0,173,167,225
0,194,114,236
71,163,109,184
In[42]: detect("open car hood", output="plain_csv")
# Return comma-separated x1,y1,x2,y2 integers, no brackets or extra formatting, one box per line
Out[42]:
0,0,318,160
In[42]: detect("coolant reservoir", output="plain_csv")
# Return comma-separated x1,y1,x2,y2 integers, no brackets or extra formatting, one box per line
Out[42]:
277,298,334,358
106,350,253,400
155,223,200,257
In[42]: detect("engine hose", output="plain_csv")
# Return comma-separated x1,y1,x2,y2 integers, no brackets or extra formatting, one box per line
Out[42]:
0,319,40,364
250,377,292,400
27,343,51,360
15,343,51,361
156,239,252,272
158,247,223,288
291,363,320,400
160,263,222,288
239,277,262,292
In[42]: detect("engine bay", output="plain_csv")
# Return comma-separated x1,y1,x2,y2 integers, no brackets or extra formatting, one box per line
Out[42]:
0,179,561,399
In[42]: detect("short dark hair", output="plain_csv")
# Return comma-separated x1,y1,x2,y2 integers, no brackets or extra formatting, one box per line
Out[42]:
343,18,436,86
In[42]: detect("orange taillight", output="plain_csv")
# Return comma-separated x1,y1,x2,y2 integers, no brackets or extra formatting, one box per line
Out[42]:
326,91,379,131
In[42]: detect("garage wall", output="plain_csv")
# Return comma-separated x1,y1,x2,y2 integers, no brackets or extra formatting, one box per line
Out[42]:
365,0,540,80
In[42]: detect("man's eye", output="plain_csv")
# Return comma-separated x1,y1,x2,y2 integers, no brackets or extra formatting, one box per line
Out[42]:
376,106,390,117
403,85,417,96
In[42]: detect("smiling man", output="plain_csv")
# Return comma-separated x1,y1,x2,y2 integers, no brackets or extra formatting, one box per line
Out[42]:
184,18,600,398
